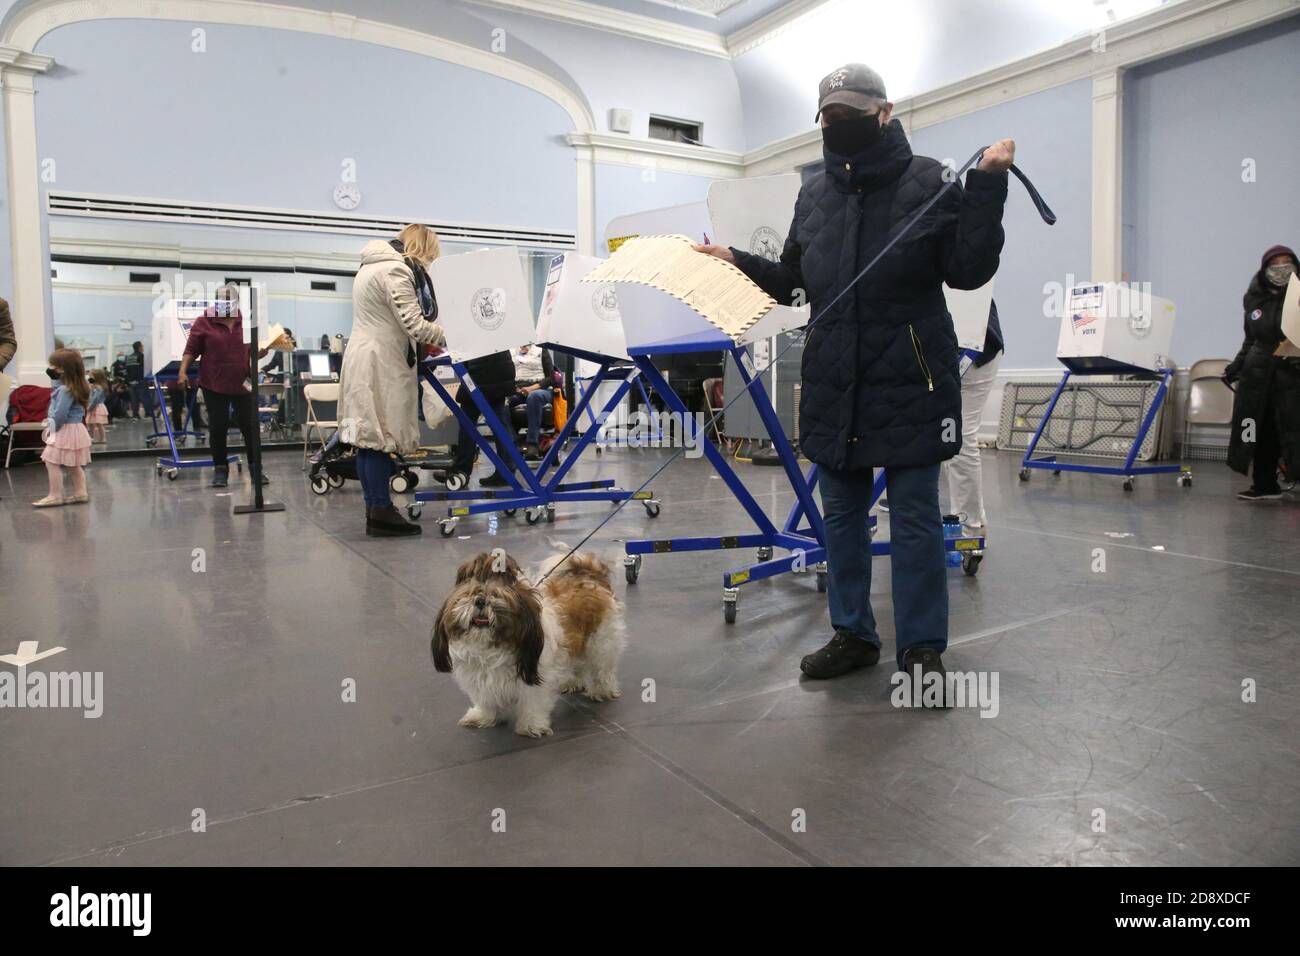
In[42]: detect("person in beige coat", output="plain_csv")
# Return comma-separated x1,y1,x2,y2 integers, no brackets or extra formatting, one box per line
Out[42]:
338,224,446,537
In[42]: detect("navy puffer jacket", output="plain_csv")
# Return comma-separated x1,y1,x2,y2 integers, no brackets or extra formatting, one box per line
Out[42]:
732,119,1008,471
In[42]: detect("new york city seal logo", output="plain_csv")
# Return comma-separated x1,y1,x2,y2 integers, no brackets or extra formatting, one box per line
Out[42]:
750,226,782,262
591,285,620,322
471,287,506,331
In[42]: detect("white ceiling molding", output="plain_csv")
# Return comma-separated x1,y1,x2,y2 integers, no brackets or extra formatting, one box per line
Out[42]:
0,43,55,76
745,0,1300,177
3,0,595,132
465,0,728,56
567,130,745,178
724,0,836,56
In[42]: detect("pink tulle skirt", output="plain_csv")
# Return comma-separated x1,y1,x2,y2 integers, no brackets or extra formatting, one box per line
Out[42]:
42,423,92,467
86,405,108,425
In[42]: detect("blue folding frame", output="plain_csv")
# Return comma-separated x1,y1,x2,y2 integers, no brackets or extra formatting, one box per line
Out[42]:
146,374,204,446
1019,365,1188,486
409,345,657,531
150,372,240,479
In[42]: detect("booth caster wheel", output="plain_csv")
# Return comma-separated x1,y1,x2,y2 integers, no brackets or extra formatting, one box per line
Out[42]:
1053,469,1062,476
1018,468,1031,482
816,569,827,593
624,554,642,584
1179,474,1192,488
310,476,329,495
1122,477,1135,492
546,505,556,524
503,508,517,517
406,504,423,521
962,553,983,577
525,507,543,525
757,545,773,561
155,465,163,477
166,468,178,481
438,517,459,537
236,462,244,475
327,473,345,489
643,500,660,518
723,588,739,625
145,437,158,448
444,472,467,491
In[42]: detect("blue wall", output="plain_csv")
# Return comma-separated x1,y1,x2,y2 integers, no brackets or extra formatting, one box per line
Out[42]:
33,19,578,233
910,80,1094,368
1124,17,1300,365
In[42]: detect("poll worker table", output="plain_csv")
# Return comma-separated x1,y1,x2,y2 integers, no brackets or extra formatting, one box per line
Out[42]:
406,247,655,536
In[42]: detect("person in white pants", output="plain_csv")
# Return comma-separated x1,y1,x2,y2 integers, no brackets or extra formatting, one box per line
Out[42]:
942,301,1004,537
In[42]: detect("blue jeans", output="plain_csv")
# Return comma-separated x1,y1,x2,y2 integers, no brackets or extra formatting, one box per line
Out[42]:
818,463,947,670
357,449,394,509
506,388,550,445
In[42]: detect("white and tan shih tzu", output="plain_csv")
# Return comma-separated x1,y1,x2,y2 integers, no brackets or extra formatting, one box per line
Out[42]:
431,550,626,737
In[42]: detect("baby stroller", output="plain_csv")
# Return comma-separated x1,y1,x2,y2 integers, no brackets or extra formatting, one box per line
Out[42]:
308,439,450,496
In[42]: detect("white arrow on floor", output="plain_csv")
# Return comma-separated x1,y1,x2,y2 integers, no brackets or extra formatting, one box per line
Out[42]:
0,641,67,666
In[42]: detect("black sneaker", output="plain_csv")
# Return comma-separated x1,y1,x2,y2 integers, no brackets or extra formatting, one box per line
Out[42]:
1238,487,1282,501
210,471,229,488
800,629,880,679
524,444,543,461
901,647,949,709
479,472,509,488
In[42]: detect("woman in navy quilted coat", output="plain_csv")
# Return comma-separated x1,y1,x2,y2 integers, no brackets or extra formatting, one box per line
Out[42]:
696,64,1013,696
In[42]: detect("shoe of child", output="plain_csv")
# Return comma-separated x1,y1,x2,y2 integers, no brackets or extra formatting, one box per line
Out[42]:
32,495,66,508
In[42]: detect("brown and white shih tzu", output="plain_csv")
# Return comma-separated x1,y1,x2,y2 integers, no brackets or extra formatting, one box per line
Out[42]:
431,550,626,737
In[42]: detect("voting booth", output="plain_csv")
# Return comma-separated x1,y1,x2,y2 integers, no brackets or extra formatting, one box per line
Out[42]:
1020,280,1188,491
1055,282,1176,374
409,248,653,534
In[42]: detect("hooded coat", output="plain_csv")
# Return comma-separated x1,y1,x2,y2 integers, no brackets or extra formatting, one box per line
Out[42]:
338,240,446,455
1225,244,1300,478
731,119,1008,471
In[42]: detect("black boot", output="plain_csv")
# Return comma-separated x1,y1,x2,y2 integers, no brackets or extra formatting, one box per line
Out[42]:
800,629,880,679
479,471,509,488
210,469,229,488
900,647,949,709
366,504,422,537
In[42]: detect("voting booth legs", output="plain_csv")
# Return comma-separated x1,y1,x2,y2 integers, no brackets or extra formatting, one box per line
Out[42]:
623,342,827,624
410,349,658,537
146,376,204,448
151,375,241,482
1018,367,1191,492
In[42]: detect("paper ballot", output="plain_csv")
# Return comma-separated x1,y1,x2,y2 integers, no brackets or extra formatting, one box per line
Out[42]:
263,323,293,351
581,234,776,340
1275,273,1300,358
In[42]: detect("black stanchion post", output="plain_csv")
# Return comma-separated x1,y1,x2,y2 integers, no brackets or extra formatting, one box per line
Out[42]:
234,283,285,515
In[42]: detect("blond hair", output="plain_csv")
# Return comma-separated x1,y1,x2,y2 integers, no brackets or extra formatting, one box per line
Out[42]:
398,223,441,266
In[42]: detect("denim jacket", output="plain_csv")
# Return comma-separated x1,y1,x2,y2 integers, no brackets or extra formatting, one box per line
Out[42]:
47,383,87,429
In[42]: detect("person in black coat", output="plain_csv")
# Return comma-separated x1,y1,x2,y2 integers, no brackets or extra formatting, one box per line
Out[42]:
1225,244,1300,500
446,348,518,488
695,63,1012,693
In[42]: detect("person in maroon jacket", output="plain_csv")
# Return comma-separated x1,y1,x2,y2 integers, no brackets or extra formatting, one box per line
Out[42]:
176,284,270,488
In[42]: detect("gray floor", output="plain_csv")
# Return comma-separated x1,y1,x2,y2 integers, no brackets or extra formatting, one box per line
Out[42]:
1,445,1297,866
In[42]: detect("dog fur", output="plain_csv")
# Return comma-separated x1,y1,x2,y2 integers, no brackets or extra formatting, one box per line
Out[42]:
431,551,626,737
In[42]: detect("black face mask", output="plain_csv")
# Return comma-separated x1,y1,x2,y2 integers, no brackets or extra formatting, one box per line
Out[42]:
822,113,884,157
46,367,61,381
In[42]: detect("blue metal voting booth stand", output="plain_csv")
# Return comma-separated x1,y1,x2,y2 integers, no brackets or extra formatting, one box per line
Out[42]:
623,335,989,622
146,374,205,449
623,333,827,624
408,349,659,536
1017,363,1190,492
149,367,240,480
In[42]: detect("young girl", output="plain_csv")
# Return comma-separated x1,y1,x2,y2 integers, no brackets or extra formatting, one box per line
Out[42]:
86,367,110,444
34,349,93,508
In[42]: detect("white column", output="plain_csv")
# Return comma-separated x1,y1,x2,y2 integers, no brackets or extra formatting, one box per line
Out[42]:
574,146,596,256
1090,70,1124,283
1,48,55,385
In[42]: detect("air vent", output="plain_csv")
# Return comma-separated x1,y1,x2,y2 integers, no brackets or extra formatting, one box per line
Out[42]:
310,280,337,292
129,272,161,284
50,268,58,279
649,115,703,145
47,191,577,250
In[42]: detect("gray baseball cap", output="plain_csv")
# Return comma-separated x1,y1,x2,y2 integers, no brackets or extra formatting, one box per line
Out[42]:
815,63,888,120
